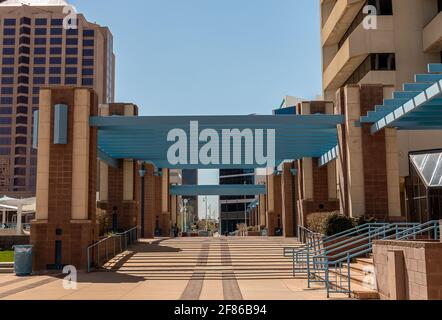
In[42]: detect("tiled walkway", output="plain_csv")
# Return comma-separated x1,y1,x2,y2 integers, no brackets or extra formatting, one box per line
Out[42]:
0,237,349,300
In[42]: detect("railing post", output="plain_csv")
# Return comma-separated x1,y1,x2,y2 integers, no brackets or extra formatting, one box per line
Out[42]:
434,222,438,240
106,239,108,262
325,257,330,299
347,253,351,298
307,250,311,288
97,242,100,267
87,247,90,273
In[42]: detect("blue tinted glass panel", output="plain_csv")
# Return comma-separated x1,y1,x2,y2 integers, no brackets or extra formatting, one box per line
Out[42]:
66,57,78,65
1,68,14,74
83,29,95,37
49,77,61,84
33,77,45,85
83,39,94,46
3,28,16,36
2,58,14,65
34,38,46,45
82,78,93,86
50,28,63,35
50,57,62,64
50,47,62,55
65,67,77,74
35,28,46,35
4,19,16,26
82,59,93,66
3,38,15,45
2,48,14,55
50,38,62,45
0,97,12,104
1,78,13,84
66,38,78,45
49,67,61,74
34,57,46,64
35,18,47,26
66,47,77,55
66,29,78,36
34,67,45,74
0,108,12,115
34,47,46,54
65,77,77,85
82,68,93,76
1,88,13,94
82,49,94,56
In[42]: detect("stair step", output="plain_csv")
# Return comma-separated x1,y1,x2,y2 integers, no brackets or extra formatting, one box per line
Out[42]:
355,258,374,266
328,264,379,300
0,267,14,274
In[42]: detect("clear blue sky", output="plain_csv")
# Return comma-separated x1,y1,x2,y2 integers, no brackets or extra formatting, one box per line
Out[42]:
70,0,322,116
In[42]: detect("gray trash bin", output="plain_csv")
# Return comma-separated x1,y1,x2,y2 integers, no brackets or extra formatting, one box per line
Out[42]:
13,245,33,276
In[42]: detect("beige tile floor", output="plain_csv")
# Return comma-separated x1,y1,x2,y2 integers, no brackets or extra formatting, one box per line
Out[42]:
0,237,349,300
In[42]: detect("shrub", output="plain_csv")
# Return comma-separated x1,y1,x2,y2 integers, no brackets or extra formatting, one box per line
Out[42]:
323,213,355,236
306,212,333,234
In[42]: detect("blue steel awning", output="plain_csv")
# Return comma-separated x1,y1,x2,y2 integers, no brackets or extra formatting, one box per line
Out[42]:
90,115,343,169
360,64,442,133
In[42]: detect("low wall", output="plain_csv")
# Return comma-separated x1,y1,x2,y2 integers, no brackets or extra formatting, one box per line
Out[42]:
373,240,442,300
0,235,30,250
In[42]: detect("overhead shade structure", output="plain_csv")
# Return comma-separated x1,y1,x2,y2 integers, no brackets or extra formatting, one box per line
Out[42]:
90,115,344,170
360,64,442,133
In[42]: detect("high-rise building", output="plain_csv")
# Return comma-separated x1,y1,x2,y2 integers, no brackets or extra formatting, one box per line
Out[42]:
0,0,114,196
219,169,255,234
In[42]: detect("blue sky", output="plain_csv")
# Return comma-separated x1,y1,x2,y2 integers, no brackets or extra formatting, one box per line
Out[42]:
70,0,322,116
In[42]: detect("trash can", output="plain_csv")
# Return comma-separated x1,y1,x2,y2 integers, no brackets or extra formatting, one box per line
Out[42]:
13,245,33,276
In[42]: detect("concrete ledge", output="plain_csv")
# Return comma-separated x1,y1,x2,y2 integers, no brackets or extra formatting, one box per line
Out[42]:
374,240,442,249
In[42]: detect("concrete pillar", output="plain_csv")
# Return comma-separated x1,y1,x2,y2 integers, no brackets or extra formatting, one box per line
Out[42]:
281,162,296,237
259,194,266,230
385,128,401,217
1,210,5,225
31,88,99,271
16,204,22,235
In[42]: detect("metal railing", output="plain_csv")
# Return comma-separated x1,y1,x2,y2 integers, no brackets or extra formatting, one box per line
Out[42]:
87,226,140,273
294,221,440,298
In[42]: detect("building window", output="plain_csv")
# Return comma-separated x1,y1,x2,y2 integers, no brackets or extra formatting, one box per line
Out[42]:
35,28,47,35
66,38,78,45
49,77,61,84
34,47,46,55
82,78,93,86
34,57,46,64
50,47,62,55
66,57,78,65
15,158,26,166
65,77,77,85
0,97,13,105
3,38,15,45
19,46,30,54
35,18,47,26
0,137,11,144
1,87,13,95
51,19,63,26
4,18,16,26
83,29,95,37
82,68,94,76
50,38,62,45
50,57,62,64
18,56,30,64
82,49,94,57
0,148,11,155
50,28,63,36
344,53,396,85
18,66,29,73
66,29,78,36
20,17,31,25
2,58,14,65
66,47,78,55
20,27,31,35
0,108,12,115
82,59,94,66
65,67,77,74
17,106,28,114
33,77,45,85
35,38,46,45
0,118,12,125
1,68,14,74
49,67,61,74
19,36,30,45
3,28,16,36
18,86,28,94
2,48,14,55
83,39,94,47
1,77,13,85
34,67,46,74
0,128,11,134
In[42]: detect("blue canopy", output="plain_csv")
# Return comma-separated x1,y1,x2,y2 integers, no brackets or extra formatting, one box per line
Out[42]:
90,115,343,170
360,64,442,134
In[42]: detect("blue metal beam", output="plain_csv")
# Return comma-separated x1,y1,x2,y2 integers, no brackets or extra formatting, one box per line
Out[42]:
428,63,442,73
97,148,120,168
170,184,267,196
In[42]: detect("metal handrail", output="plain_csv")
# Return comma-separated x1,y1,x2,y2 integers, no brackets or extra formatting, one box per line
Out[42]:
87,226,140,272
310,221,440,298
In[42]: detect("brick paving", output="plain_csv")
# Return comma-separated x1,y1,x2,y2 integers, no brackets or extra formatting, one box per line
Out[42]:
0,237,350,300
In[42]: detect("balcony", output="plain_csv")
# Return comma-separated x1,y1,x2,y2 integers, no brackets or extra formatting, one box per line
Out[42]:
423,11,442,52
321,0,366,47
323,16,394,92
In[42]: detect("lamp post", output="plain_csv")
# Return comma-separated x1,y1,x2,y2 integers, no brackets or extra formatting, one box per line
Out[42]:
139,163,146,238
244,181,247,237
183,198,189,233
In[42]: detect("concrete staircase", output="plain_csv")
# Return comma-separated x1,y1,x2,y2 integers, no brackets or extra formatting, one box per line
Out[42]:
329,257,379,300
0,262,14,274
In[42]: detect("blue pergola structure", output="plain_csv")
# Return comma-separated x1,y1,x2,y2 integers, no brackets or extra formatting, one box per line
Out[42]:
90,114,344,236
90,115,344,171
360,64,442,133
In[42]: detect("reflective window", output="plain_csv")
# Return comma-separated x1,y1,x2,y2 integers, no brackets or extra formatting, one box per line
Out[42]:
35,28,47,35
35,18,47,26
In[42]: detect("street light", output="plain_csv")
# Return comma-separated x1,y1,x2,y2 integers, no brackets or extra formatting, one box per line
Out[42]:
183,198,189,233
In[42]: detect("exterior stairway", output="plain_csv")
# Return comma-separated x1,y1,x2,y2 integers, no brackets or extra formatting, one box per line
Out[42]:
329,257,379,300
0,262,14,274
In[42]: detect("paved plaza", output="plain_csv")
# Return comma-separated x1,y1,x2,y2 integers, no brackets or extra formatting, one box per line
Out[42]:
0,237,350,300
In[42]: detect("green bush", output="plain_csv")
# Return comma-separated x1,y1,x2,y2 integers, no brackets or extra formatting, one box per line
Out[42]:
323,213,355,236
306,212,333,234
